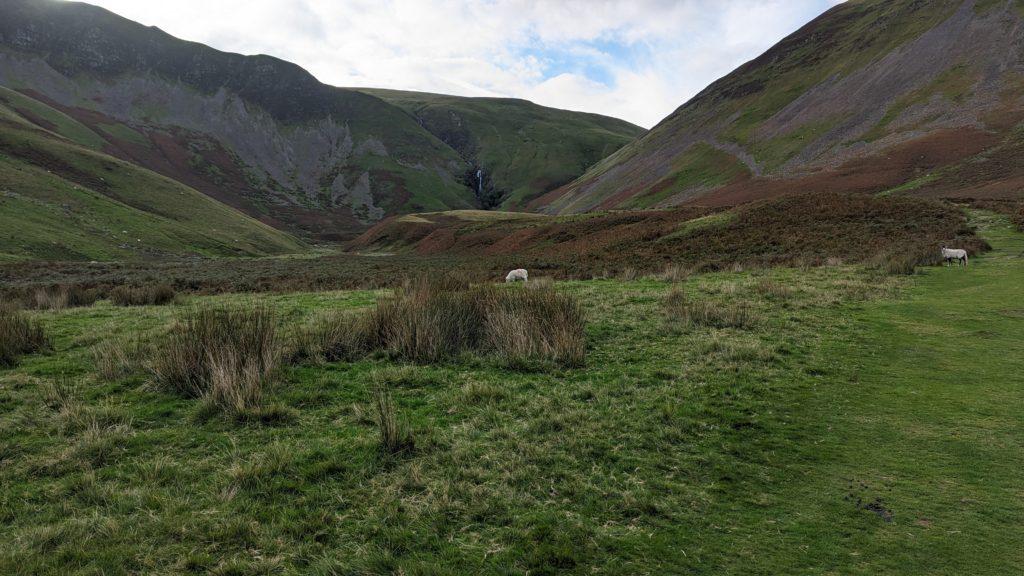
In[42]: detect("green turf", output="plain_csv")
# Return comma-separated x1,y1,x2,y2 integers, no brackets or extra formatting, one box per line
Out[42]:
0,86,106,151
0,213,1019,574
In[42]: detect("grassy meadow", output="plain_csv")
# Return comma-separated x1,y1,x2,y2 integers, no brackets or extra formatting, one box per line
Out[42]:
0,213,1021,574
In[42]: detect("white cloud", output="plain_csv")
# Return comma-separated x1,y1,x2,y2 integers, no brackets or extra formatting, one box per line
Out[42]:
76,0,844,128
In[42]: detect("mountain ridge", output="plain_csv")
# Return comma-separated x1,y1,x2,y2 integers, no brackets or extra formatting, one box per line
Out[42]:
0,0,642,240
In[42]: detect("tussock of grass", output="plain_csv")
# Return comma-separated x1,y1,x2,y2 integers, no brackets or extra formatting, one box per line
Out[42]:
663,288,757,331
92,336,151,380
526,276,555,289
40,375,75,412
657,263,692,283
289,311,370,364
287,275,587,368
109,284,176,307
33,285,98,310
361,276,585,367
0,302,50,367
484,286,586,368
870,247,936,275
203,347,272,415
371,370,415,455
228,443,294,491
699,335,778,366
150,305,280,414
754,278,793,300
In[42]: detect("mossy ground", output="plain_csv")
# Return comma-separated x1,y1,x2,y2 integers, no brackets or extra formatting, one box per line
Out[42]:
0,214,1020,574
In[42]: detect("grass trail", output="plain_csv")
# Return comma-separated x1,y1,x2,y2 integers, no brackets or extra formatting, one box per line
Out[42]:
787,212,1024,574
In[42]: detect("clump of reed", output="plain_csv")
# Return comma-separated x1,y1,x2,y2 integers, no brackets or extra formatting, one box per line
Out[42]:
663,288,757,333
0,302,51,367
150,304,279,415
109,284,176,307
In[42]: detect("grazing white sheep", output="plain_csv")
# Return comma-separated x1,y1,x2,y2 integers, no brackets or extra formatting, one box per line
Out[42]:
505,268,528,283
941,246,968,267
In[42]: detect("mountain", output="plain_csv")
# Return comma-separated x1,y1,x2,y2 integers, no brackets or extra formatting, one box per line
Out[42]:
0,0,643,241
0,86,306,261
540,0,1024,214
357,89,645,209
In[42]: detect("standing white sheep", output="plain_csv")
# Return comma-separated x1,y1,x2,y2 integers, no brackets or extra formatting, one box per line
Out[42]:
505,268,528,283
940,246,968,267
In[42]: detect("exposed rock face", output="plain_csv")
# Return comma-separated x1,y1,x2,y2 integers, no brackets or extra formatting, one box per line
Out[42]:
544,0,1024,214
0,0,470,239
0,0,645,239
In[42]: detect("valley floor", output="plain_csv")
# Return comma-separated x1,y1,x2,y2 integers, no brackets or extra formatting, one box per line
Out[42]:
0,214,1021,575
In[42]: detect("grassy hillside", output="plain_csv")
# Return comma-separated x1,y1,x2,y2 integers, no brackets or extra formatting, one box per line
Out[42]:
359,89,645,209
0,95,307,261
0,211,1019,573
544,0,1024,213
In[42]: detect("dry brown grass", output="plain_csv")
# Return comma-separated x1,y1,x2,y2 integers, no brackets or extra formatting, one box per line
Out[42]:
657,264,692,283
109,284,176,307
32,285,98,310
203,347,273,415
663,288,757,332
483,286,586,368
370,370,415,455
754,278,793,300
150,305,279,408
360,277,586,367
0,302,50,367
288,311,369,364
92,336,151,381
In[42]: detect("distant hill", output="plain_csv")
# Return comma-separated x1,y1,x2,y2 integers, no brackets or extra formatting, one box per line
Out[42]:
0,0,642,241
358,89,645,209
541,0,1024,213
0,86,306,261
350,194,985,275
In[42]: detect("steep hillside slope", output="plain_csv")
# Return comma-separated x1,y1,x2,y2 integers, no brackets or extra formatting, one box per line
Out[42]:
359,89,645,209
543,0,1024,213
0,0,475,241
0,0,645,240
0,88,306,261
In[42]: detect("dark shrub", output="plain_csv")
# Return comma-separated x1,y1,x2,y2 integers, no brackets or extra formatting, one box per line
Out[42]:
33,285,98,310
110,284,176,307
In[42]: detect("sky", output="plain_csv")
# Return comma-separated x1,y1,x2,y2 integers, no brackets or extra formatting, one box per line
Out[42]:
78,0,845,129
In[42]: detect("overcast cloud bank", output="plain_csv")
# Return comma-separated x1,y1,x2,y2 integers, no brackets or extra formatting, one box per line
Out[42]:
81,0,844,128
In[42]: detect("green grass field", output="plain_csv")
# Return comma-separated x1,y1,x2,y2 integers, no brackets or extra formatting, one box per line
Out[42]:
0,213,1020,574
